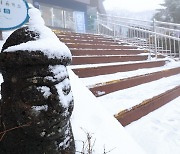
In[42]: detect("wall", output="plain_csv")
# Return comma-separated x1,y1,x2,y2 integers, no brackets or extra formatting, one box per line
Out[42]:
33,0,87,12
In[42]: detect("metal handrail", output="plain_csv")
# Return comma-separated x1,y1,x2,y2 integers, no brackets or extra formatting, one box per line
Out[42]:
98,13,153,24
155,20,180,28
96,13,180,59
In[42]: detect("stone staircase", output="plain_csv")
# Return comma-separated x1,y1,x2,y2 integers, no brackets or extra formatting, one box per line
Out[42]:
55,31,180,126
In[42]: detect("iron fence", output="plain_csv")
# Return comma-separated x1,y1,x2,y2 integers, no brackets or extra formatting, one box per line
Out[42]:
96,13,180,59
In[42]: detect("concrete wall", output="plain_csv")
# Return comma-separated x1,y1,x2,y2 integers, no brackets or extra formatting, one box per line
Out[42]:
74,0,90,5
34,0,87,12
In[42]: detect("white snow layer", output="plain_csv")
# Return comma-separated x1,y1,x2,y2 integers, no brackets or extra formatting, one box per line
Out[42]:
126,96,180,154
37,86,52,99
68,69,146,154
82,60,180,87
3,5,72,60
55,78,73,108
98,73,180,115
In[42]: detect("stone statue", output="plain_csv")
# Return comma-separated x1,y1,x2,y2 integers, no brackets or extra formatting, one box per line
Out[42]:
0,26,75,154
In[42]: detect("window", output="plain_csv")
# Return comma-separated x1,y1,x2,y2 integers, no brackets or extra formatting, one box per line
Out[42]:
40,4,52,26
39,3,76,30
52,7,64,28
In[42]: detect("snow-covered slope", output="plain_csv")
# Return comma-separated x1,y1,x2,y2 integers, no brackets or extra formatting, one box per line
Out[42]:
68,69,146,154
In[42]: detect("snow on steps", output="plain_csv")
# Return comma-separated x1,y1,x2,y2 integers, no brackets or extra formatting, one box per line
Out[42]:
68,69,146,154
115,85,180,126
90,67,180,97
72,55,149,65
72,60,166,78
71,49,148,56
56,31,180,126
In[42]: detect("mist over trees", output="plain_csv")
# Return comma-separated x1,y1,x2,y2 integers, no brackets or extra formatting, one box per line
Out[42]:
154,0,180,23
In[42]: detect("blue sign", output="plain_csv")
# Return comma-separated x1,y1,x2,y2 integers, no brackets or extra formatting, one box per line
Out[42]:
0,0,29,30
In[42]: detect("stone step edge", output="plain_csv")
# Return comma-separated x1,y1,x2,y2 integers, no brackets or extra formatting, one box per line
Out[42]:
89,67,180,96
72,60,167,78
115,85,180,126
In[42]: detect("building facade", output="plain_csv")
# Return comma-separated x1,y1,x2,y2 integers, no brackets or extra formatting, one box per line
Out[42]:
27,0,105,33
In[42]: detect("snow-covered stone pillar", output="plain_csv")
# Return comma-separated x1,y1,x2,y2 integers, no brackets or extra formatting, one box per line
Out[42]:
0,6,75,154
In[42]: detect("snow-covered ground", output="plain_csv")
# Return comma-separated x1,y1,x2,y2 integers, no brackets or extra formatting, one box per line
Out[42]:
80,60,180,88
97,73,180,114
68,70,145,154
126,96,180,154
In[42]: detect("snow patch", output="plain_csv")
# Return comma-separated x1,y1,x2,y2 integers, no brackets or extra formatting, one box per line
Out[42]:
55,78,73,108
31,105,48,111
49,65,68,81
97,91,105,96
37,86,51,99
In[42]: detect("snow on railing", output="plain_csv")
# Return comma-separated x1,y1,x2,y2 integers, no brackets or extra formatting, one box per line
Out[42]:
96,13,180,59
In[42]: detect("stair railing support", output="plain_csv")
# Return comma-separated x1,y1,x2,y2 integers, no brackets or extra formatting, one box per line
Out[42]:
153,19,158,58
96,12,100,34
113,24,116,42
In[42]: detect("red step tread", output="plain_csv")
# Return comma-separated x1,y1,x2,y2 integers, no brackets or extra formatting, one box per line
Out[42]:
72,61,166,78
115,85,180,126
90,67,180,96
71,49,147,56
72,55,148,65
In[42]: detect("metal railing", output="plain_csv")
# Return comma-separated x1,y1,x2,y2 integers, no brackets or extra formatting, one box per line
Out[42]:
96,13,180,59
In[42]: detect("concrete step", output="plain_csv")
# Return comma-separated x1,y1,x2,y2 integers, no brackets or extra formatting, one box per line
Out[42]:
60,39,118,45
67,43,138,49
55,31,180,130
115,85,180,126
72,60,166,78
72,55,149,65
57,34,111,40
71,49,148,56
90,67,180,96
58,35,115,42
56,31,104,38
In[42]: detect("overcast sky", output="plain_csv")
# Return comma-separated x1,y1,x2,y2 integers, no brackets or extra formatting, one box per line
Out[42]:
103,0,165,12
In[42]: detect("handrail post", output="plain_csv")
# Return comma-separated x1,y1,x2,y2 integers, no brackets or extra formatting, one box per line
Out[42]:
113,24,116,41
96,12,100,34
63,11,67,29
153,19,158,58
